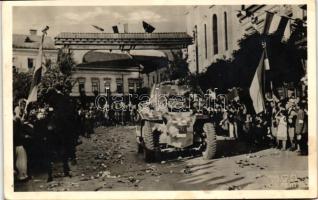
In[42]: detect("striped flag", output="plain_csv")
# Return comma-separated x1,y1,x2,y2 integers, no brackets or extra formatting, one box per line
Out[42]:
263,11,290,41
26,27,48,104
263,11,275,34
249,51,265,114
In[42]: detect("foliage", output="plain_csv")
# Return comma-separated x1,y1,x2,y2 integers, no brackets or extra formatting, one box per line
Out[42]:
178,73,204,95
13,49,76,105
169,50,190,80
198,59,234,93
57,48,76,76
12,68,32,105
38,50,75,101
194,29,306,93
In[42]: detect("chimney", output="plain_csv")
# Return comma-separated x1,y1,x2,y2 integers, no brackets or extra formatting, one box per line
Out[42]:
29,29,37,36
123,23,129,33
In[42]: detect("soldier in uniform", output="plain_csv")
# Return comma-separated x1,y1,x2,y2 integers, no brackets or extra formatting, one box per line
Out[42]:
44,88,78,181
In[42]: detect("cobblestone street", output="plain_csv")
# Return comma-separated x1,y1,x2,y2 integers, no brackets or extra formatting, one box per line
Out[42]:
15,126,308,191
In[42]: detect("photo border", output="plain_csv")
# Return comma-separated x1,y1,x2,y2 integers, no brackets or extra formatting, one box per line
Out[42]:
2,0,317,199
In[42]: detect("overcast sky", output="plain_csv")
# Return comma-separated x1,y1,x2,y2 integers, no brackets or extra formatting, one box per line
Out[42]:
13,6,188,37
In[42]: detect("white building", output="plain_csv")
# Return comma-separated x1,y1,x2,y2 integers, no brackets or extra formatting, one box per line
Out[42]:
185,5,242,73
70,50,171,97
13,29,57,72
185,5,307,74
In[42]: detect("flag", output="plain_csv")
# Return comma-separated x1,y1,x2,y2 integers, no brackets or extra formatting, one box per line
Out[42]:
275,16,289,39
142,21,155,33
249,51,265,114
26,27,48,104
282,19,291,41
263,11,275,34
263,11,290,41
112,26,119,33
92,25,104,32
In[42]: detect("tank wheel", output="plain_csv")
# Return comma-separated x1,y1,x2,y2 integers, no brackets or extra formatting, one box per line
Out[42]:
201,123,217,160
142,121,158,162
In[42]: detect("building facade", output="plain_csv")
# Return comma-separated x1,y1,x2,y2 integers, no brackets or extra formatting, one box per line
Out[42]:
185,5,242,73
70,50,171,97
70,51,141,97
13,29,57,73
185,5,307,74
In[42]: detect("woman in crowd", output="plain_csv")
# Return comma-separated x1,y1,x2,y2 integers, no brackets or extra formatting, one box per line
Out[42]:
13,99,29,182
276,106,288,151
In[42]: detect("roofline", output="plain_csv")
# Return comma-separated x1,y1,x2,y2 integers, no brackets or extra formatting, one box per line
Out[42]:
13,46,57,51
75,66,140,72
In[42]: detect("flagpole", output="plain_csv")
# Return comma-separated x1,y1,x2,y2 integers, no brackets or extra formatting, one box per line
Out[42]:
261,42,266,101
23,26,49,120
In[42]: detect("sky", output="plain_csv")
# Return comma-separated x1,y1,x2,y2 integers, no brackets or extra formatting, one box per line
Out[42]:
13,6,188,37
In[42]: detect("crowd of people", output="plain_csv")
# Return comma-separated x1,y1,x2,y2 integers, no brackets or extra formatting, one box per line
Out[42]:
13,90,140,182
208,94,308,155
13,87,308,183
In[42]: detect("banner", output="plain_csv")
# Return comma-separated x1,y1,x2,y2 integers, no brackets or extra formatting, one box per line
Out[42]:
249,51,265,114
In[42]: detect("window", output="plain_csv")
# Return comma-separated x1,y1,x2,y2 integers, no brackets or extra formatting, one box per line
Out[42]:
104,78,111,95
91,79,100,94
128,82,135,94
212,14,218,55
204,24,208,59
116,78,123,93
78,78,86,95
224,12,228,51
27,58,34,69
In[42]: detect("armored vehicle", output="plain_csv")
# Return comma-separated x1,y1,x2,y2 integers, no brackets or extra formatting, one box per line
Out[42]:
136,82,217,162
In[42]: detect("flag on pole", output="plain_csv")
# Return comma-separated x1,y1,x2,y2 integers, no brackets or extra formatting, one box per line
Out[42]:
249,51,265,114
263,11,290,41
112,25,119,33
282,19,291,41
26,26,49,104
263,11,275,34
142,21,155,33
275,16,289,39
92,25,104,32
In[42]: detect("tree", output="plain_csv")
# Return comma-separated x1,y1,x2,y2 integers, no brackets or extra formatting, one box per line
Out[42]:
13,69,32,105
13,48,76,106
198,58,234,93
38,50,76,102
169,50,190,80
178,73,204,95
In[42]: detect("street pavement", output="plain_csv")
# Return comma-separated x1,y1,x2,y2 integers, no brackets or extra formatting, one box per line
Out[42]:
15,126,308,191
